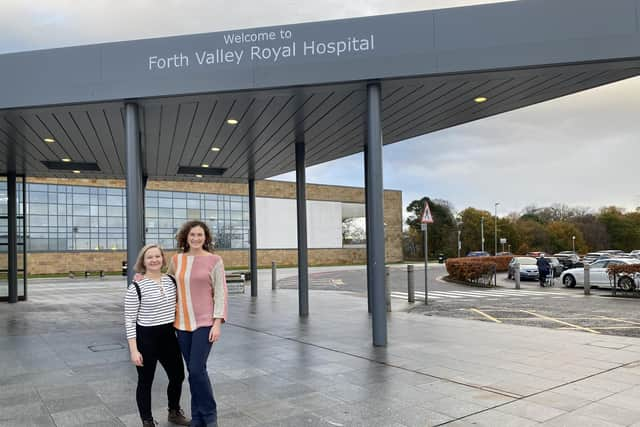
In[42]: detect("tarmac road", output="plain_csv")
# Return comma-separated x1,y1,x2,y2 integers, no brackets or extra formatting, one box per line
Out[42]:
277,264,640,338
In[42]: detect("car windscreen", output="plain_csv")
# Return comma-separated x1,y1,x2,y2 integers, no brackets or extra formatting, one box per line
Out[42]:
517,257,537,265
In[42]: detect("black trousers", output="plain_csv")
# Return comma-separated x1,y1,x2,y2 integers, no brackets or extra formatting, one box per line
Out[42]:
135,323,185,421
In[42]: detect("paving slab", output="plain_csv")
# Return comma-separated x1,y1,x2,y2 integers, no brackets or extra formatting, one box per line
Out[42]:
1,272,640,426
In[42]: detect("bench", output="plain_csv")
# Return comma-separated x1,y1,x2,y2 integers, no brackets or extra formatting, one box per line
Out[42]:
69,270,105,279
226,273,246,294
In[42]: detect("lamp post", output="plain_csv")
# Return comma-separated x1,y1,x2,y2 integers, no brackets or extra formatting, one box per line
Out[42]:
572,235,576,253
480,216,484,252
456,216,462,258
494,202,499,255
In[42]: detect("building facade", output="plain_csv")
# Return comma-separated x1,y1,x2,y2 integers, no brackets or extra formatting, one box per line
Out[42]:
3,178,402,275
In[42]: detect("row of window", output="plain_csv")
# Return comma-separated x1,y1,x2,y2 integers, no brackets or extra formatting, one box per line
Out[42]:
0,183,250,252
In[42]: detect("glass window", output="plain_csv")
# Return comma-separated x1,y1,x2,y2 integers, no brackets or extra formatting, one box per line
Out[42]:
73,193,89,204
30,215,49,227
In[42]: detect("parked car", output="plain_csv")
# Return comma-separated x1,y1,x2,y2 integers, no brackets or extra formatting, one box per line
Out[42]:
560,258,640,289
545,256,564,278
507,256,539,280
526,251,546,258
467,251,490,257
553,252,581,269
496,251,513,256
582,252,613,263
630,250,640,259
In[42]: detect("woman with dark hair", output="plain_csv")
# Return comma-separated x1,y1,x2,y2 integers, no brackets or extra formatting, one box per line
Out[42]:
124,244,190,427
168,220,228,427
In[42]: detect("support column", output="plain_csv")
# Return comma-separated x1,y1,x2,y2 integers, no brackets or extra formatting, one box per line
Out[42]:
365,82,387,346
248,178,258,297
364,147,372,313
7,172,17,303
125,102,144,285
295,142,309,317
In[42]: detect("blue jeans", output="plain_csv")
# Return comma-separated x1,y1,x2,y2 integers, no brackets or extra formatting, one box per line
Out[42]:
176,326,217,426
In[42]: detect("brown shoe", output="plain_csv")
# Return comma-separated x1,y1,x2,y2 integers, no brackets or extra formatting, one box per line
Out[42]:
142,419,158,427
168,408,191,426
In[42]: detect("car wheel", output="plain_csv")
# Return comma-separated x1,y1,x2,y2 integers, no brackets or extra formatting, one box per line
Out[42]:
618,276,635,292
563,275,576,288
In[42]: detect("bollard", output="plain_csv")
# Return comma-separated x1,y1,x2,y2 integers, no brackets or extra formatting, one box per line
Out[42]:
385,266,391,312
584,262,591,295
514,262,521,289
271,261,277,290
407,265,415,303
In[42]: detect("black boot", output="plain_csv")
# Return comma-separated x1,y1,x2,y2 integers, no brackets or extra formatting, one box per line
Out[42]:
142,419,158,427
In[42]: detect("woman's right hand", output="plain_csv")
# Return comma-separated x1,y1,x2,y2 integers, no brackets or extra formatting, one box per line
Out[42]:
133,273,144,282
131,350,143,366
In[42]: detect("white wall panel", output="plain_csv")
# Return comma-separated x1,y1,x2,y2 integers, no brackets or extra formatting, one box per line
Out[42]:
256,198,343,249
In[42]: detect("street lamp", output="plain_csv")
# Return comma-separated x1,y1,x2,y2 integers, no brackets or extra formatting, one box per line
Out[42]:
572,235,576,253
456,216,463,257
480,216,485,252
494,202,499,256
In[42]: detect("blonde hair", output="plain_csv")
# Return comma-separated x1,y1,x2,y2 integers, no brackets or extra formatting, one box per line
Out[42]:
134,244,167,273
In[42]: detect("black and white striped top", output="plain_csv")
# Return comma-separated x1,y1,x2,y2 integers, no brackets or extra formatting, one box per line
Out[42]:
124,275,177,339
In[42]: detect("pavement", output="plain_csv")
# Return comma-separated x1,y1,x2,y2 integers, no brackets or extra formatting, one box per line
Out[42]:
2,267,640,426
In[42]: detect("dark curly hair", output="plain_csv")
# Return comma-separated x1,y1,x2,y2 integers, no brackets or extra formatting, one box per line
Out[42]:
176,220,214,252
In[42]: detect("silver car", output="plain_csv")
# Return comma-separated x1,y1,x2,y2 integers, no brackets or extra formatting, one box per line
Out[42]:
507,257,539,280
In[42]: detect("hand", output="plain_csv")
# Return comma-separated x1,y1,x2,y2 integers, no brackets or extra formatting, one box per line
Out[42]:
131,350,143,366
133,273,143,282
209,324,221,343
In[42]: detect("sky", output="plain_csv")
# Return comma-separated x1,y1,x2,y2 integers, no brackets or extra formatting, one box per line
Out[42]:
1,0,638,219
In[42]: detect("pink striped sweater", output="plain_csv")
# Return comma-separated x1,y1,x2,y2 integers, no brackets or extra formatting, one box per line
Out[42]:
169,253,228,332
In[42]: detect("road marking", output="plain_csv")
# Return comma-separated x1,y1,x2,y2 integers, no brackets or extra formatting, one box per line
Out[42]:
390,289,575,301
469,308,502,323
520,310,600,334
596,316,640,326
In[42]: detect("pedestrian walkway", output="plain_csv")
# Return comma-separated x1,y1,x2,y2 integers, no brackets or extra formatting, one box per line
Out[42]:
2,271,640,426
391,288,581,301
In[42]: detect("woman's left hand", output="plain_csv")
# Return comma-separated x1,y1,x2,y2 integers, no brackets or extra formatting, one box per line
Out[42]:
209,324,221,343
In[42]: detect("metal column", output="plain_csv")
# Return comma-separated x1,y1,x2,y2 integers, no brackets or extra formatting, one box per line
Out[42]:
365,82,387,346
364,147,372,313
248,178,258,297
125,102,144,285
295,142,309,317
7,172,17,303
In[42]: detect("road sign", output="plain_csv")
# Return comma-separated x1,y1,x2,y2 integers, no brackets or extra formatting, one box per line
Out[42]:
421,202,434,224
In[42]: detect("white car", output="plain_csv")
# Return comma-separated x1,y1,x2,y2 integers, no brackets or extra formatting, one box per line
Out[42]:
560,258,640,290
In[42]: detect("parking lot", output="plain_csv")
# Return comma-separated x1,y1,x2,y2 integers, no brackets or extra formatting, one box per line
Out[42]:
277,264,640,337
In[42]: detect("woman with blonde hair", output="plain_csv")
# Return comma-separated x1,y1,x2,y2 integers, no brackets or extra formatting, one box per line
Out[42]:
169,220,228,427
124,244,190,427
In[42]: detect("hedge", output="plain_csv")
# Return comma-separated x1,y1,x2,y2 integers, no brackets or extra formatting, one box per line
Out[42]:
444,256,513,285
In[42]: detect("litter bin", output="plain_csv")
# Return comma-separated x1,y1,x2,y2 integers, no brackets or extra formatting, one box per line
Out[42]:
438,253,446,263
122,261,127,277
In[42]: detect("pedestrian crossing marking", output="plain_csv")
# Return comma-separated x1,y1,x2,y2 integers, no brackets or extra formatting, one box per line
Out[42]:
391,288,576,301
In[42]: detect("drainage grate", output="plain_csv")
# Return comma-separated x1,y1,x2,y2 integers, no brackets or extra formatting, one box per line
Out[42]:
88,343,125,352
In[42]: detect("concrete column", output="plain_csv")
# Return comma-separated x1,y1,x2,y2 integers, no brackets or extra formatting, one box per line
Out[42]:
7,172,17,303
295,142,309,316
248,178,258,297
366,82,387,347
125,102,144,285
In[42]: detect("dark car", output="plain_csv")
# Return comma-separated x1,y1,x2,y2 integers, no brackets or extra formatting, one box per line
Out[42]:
467,251,490,257
545,256,564,278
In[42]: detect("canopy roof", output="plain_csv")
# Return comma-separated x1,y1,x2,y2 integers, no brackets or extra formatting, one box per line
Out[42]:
1,0,639,180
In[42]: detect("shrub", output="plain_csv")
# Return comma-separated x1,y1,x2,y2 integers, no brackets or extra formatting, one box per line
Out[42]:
444,256,513,286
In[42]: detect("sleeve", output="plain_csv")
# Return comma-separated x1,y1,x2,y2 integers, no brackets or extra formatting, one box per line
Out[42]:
210,258,228,322
124,284,140,339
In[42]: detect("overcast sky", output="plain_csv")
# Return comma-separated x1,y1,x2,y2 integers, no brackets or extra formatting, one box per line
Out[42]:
2,0,637,218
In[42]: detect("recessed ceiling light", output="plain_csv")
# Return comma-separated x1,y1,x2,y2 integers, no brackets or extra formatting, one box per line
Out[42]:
195,174,203,178
226,119,238,125
72,170,81,174
201,164,209,168
474,96,488,103
61,158,72,162
44,138,55,143
210,147,220,152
